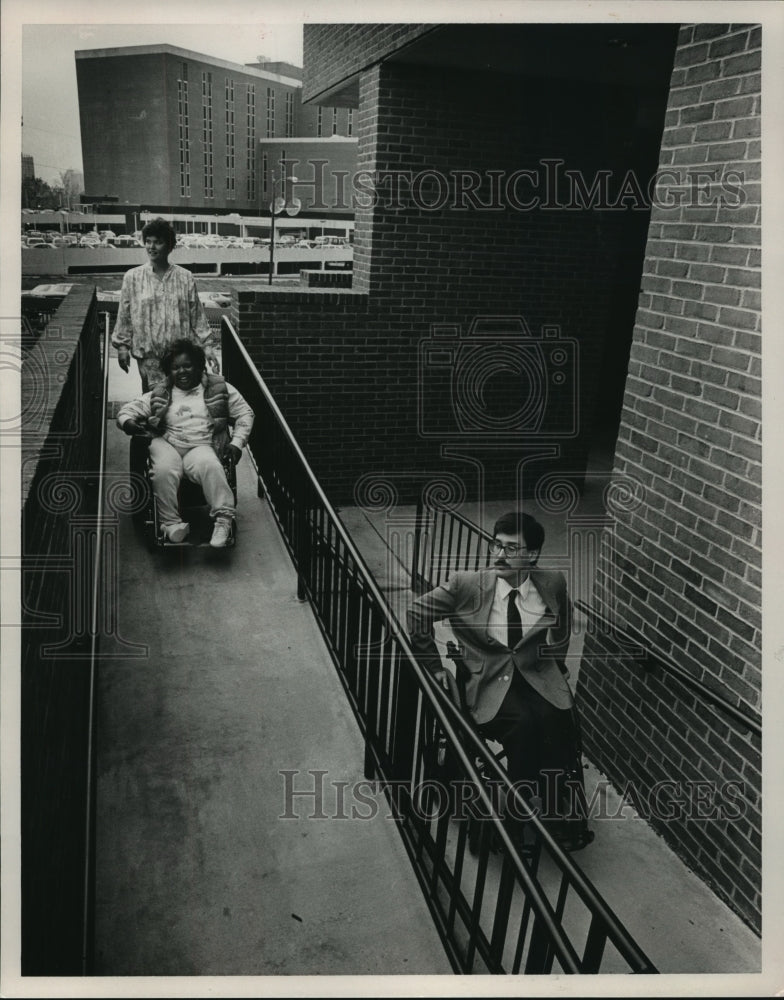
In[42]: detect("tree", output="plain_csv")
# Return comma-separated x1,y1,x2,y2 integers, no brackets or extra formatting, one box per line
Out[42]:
58,169,83,211
21,175,60,211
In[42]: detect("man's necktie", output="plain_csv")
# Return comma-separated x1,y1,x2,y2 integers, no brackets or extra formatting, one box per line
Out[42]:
507,589,523,649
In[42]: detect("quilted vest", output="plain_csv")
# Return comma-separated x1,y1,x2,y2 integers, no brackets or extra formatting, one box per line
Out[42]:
147,373,230,456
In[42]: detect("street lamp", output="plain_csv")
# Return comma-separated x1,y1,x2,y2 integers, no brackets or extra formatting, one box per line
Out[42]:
268,164,300,285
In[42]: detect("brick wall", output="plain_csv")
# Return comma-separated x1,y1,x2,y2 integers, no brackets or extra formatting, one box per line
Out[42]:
236,43,674,504
21,285,104,972
302,24,436,102
576,23,761,931
299,269,354,288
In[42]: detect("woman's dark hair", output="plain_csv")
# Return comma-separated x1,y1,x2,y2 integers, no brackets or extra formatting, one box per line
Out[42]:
492,511,545,553
141,217,177,252
160,338,207,377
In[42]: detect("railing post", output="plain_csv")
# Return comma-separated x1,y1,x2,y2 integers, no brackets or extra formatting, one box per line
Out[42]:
411,496,427,595
295,465,310,603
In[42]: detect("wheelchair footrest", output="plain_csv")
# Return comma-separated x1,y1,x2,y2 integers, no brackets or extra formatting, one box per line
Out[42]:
156,522,236,549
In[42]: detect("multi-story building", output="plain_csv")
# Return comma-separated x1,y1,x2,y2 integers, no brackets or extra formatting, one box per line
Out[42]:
74,44,356,216
22,153,35,181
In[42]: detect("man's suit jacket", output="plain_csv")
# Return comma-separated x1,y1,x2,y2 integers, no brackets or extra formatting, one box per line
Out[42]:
407,568,574,724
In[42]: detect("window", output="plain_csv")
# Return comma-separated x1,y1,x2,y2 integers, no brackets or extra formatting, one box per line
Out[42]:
266,87,275,137
347,108,354,137
285,91,294,137
177,65,191,197
247,85,256,202
332,107,338,136
317,106,323,137
202,71,213,198
225,78,235,199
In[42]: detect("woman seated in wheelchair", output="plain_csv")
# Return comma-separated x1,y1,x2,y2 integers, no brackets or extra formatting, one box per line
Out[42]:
117,337,254,547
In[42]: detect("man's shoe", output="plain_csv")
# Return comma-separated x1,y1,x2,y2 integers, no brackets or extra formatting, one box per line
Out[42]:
552,827,595,853
163,521,190,543
209,517,233,548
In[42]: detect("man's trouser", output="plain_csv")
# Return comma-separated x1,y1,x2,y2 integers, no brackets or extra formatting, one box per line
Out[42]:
477,670,590,834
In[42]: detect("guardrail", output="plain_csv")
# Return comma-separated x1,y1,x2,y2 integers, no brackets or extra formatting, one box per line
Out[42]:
20,289,107,973
80,308,113,971
221,315,657,975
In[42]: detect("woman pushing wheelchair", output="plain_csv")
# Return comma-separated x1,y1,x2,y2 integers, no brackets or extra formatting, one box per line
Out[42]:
117,338,254,548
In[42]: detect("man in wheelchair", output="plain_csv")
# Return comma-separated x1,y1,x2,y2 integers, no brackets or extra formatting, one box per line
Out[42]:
117,338,254,547
407,510,594,853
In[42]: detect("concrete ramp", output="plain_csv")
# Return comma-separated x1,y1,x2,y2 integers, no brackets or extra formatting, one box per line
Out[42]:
93,420,450,975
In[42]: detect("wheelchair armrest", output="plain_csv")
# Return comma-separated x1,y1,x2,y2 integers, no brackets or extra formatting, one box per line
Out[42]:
441,670,463,711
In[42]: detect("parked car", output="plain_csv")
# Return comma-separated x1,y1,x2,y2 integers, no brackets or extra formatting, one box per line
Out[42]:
25,237,46,248
110,236,143,248
315,235,349,246
198,291,231,309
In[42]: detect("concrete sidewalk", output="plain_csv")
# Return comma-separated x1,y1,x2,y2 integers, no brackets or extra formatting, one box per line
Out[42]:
93,416,450,975
337,501,761,975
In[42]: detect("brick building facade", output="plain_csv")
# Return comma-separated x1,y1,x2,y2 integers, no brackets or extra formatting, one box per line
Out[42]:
75,44,354,214
576,22,762,931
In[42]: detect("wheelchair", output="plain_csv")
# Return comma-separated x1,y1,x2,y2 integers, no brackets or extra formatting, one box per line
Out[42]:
130,433,238,551
428,641,594,859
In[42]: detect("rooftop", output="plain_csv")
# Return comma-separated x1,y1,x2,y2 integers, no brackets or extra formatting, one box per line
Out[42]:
75,43,302,88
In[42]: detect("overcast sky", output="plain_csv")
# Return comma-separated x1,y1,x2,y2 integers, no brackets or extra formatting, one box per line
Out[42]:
21,22,304,185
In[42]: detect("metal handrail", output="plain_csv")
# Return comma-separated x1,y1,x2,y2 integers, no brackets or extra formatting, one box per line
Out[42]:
413,498,761,738
574,599,761,737
81,303,111,972
220,315,657,975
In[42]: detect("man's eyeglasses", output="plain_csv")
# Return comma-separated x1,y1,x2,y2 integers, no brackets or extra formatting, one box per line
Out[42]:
489,539,530,558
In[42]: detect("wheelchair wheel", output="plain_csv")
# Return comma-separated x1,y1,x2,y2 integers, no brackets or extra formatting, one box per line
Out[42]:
130,435,151,526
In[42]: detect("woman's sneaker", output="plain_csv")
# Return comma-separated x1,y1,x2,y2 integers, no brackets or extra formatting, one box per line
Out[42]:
163,521,190,543
210,517,233,548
